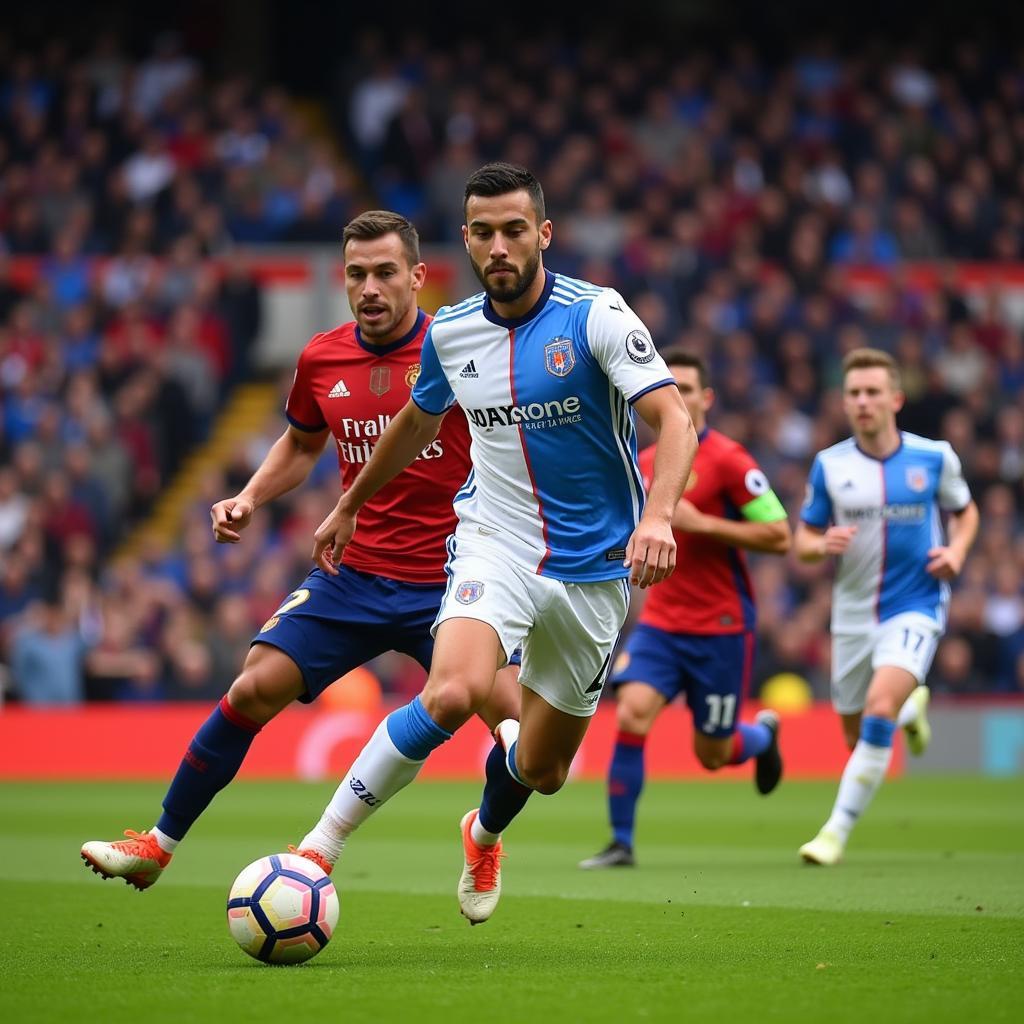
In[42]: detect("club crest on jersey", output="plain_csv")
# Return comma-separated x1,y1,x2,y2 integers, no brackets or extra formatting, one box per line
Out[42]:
259,616,279,633
906,467,928,492
405,363,421,388
544,337,576,377
370,366,391,397
455,581,484,605
625,329,655,364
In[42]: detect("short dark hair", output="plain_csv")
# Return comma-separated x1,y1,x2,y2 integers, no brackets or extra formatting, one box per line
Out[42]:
343,210,420,266
660,348,709,388
463,162,546,224
842,347,901,388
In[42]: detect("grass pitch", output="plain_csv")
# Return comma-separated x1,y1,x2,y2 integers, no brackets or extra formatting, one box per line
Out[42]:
1,777,1021,1024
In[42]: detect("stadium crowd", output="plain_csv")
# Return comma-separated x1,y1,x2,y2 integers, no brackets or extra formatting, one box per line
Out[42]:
1,29,1022,704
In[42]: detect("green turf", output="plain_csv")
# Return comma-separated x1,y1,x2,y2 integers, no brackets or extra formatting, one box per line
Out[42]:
1,777,1021,1023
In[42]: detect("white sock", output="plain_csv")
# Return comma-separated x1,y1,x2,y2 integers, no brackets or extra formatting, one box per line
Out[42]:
299,718,425,864
299,809,357,865
150,827,179,854
897,688,921,728
470,815,501,847
823,740,894,843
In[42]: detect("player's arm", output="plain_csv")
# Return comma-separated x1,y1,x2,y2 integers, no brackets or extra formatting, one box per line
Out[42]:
794,521,857,562
927,499,979,580
673,499,791,553
628,384,698,588
211,424,330,543
312,399,446,574
793,452,855,562
927,443,979,580
673,457,791,553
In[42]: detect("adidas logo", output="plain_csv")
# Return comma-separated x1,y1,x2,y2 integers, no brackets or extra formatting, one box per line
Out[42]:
459,360,479,379
328,379,350,398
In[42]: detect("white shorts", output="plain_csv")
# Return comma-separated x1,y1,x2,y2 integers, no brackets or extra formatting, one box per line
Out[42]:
433,535,630,717
830,612,941,715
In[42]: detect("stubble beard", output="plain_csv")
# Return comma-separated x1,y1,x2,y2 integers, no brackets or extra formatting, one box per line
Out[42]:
472,248,542,304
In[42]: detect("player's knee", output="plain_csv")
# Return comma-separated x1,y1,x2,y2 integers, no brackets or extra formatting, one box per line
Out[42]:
616,701,652,735
226,671,288,724
696,747,728,771
522,766,568,795
421,678,483,731
863,693,900,722
694,739,730,771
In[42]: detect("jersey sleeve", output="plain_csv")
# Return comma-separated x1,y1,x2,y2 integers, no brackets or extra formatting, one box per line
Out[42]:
724,447,788,522
584,289,674,403
800,454,833,528
285,340,328,432
410,325,456,415
937,442,972,512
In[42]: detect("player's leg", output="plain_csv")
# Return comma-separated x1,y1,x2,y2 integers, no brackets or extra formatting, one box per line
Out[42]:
297,539,533,871
297,616,506,866
580,624,686,868
81,568,381,888
802,616,939,865
803,665,916,866
686,632,782,794
579,681,664,869
460,576,628,921
460,686,593,923
839,712,862,751
799,633,872,864
80,642,304,889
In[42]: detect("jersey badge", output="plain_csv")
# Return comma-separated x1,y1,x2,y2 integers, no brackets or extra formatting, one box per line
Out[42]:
259,616,280,633
405,363,421,388
328,379,350,398
906,467,928,492
625,329,655,364
684,470,698,492
455,581,484,605
544,337,576,377
369,366,391,396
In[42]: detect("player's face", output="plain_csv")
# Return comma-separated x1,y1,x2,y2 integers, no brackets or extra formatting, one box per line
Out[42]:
672,366,713,432
463,190,552,304
843,367,904,438
343,233,426,341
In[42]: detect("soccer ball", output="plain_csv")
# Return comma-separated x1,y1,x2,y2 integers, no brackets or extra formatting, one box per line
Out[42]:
227,852,339,964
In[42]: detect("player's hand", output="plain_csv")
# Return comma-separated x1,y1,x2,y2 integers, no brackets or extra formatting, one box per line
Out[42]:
211,496,255,543
312,503,357,576
822,525,857,556
672,498,706,534
926,545,964,580
624,516,676,589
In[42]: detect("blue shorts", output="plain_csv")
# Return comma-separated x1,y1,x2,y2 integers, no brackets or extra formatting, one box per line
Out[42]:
608,623,755,738
252,566,444,703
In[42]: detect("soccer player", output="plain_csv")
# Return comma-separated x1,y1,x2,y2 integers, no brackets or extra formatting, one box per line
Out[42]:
295,162,697,924
580,350,791,870
795,348,978,865
80,210,519,890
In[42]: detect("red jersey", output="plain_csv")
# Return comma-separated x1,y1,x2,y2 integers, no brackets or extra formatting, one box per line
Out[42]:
285,310,471,584
639,428,778,635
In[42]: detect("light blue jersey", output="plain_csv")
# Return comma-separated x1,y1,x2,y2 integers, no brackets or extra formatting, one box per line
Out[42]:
801,432,972,631
412,271,674,582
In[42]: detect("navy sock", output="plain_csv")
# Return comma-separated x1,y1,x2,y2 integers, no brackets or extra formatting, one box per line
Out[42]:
478,741,532,835
157,697,262,841
729,722,772,765
608,731,645,848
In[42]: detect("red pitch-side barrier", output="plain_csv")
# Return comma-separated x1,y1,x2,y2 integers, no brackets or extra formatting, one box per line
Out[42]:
0,703,900,781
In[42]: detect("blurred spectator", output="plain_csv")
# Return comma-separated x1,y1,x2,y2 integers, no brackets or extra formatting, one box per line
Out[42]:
10,594,88,704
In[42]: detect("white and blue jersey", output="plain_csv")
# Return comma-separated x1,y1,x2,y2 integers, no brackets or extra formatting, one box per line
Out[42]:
412,271,674,582
801,432,972,632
